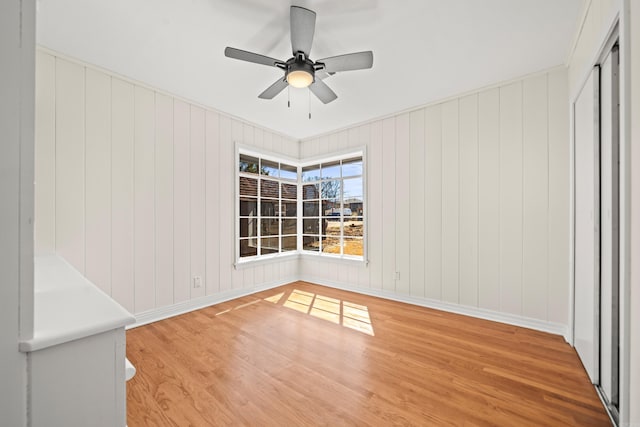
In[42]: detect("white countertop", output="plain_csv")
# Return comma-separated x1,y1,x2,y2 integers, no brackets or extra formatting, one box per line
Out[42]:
19,254,136,352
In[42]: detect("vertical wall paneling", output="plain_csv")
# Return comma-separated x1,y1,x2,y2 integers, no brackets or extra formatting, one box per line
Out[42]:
34,51,56,254
190,107,206,300
409,110,425,297
477,89,501,311
263,130,273,153
111,78,135,313
499,82,524,315
424,105,443,300
368,121,383,290
85,68,112,295
381,118,396,291
328,132,339,153
441,99,460,304
173,100,190,303
522,75,549,320
155,94,174,308
134,86,156,312
241,122,255,288
218,116,232,291
357,124,371,288
459,94,480,307
230,120,244,289
547,70,570,325
55,58,85,273
395,113,411,294
205,111,221,296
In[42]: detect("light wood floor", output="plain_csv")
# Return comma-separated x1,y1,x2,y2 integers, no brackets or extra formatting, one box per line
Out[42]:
126,282,609,426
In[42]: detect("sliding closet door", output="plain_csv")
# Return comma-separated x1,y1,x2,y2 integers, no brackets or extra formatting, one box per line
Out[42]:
574,67,599,383
599,45,620,409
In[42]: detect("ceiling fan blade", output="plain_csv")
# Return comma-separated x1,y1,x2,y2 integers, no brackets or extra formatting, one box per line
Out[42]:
317,51,373,73
290,6,316,56
224,47,283,67
309,78,338,104
258,77,288,99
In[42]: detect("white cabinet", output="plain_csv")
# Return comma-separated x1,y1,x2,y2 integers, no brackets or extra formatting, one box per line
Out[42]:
21,255,135,427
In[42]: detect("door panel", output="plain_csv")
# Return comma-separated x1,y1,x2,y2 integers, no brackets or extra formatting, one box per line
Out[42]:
574,67,599,383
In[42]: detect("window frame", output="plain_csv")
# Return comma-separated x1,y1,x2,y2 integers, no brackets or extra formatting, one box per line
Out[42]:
235,144,367,267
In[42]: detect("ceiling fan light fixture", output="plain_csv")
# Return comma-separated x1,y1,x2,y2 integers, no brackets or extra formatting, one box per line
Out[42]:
287,69,313,88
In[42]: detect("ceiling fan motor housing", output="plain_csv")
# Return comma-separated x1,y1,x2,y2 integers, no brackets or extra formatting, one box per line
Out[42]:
286,56,315,82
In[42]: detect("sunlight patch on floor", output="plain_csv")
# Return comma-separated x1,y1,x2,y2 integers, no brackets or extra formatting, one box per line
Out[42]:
265,289,374,336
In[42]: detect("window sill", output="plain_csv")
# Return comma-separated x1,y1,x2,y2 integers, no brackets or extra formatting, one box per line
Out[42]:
234,252,299,269
299,252,367,266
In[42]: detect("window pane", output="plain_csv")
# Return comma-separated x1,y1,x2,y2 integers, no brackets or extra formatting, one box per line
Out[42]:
281,183,297,200
282,236,296,252
323,219,341,236
281,201,297,217
303,184,319,200
321,180,341,200
343,238,364,256
344,217,364,237
321,161,341,180
322,199,340,216
239,154,259,174
280,163,297,180
261,237,279,254
261,199,279,216
303,218,319,234
303,201,319,217
321,236,341,254
261,218,280,236
282,219,297,235
302,165,320,182
261,159,279,177
343,177,362,200
239,218,257,238
303,236,320,251
239,198,257,216
239,177,258,196
240,238,258,257
261,179,279,198
342,157,363,177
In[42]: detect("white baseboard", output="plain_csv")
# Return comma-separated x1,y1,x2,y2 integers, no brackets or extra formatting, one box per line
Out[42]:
129,277,297,329
298,275,570,342
129,274,570,343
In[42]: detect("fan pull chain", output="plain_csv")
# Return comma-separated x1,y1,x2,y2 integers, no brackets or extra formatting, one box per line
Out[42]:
308,89,311,120
287,86,290,108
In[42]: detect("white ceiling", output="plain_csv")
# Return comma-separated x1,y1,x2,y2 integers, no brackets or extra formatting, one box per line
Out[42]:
36,0,584,140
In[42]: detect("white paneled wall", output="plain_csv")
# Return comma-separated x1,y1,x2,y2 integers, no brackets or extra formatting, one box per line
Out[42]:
300,68,570,330
35,48,569,332
35,50,299,315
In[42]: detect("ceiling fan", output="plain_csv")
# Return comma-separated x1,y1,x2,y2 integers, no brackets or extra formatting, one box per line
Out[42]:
224,5,373,104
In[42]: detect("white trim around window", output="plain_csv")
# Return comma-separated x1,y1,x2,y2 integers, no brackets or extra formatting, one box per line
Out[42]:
235,144,367,267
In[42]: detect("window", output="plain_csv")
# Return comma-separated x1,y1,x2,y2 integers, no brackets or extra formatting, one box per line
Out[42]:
238,153,298,259
237,148,365,263
301,157,364,257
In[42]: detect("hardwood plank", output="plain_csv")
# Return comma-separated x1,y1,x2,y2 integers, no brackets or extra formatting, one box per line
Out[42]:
127,282,609,426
